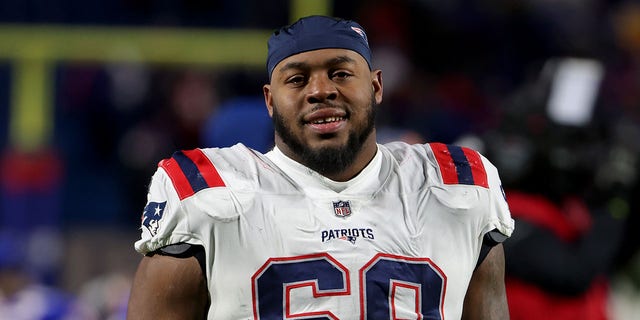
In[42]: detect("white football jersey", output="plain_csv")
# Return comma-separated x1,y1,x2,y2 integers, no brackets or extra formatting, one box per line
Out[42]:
135,142,514,319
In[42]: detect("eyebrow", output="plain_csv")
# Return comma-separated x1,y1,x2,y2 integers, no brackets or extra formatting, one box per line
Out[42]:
325,55,357,66
278,55,357,74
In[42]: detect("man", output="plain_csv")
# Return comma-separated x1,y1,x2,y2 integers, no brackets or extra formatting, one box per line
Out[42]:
127,15,514,319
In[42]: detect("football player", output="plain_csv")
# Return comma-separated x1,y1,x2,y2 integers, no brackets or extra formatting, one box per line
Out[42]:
127,15,514,319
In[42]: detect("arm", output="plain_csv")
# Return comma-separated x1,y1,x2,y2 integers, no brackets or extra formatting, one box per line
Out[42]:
462,244,509,320
127,253,209,319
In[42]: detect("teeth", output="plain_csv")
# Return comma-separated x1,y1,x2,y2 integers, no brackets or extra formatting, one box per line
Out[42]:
312,117,343,124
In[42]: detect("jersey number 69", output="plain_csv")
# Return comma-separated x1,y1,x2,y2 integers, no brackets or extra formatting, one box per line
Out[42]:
251,252,446,319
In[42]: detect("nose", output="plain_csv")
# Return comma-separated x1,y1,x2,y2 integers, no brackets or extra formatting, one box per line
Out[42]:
306,74,337,104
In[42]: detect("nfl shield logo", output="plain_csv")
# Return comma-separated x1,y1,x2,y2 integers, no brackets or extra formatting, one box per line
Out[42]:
333,200,352,217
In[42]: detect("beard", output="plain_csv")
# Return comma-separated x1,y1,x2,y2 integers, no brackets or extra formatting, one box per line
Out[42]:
272,97,376,177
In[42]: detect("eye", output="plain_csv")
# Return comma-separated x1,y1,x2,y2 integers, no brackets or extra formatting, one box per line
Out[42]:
331,70,352,80
286,74,306,86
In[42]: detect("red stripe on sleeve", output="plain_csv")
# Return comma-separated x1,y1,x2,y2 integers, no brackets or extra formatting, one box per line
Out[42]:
182,149,226,188
462,147,489,188
158,157,195,200
430,143,459,185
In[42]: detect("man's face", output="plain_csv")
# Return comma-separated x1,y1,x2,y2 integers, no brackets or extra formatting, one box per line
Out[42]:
263,49,383,176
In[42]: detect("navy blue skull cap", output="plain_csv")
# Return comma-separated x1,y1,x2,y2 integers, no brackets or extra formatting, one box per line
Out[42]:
266,15,372,79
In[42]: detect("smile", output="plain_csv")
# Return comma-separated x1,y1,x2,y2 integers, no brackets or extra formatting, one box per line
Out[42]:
310,116,345,124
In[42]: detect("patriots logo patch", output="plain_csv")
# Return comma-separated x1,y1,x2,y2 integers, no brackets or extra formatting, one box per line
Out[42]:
339,235,357,244
141,201,166,236
333,200,352,217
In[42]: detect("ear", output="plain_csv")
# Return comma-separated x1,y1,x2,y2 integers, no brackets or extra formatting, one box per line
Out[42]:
371,69,383,105
263,84,274,117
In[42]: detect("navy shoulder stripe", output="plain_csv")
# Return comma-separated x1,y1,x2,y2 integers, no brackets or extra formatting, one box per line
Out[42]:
158,149,225,200
430,143,488,188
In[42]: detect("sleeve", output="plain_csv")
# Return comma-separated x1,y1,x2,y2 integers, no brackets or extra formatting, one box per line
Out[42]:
480,153,515,240
134,168,202,255
427,142,514,240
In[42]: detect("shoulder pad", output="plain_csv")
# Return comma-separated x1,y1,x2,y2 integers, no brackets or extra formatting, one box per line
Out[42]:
158,148,225,200
429,142,488,188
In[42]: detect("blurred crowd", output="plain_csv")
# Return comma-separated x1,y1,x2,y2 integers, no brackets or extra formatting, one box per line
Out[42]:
1,0,640,319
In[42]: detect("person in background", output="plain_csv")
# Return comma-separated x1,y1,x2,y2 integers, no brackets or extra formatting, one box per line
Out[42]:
0,231,91,320
200,96,274,153
479,62,634,319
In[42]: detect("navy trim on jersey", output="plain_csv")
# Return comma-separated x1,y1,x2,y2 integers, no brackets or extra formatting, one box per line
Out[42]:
159,149,225,200
173,151,211,195
430,142,489,188
448,145,475,186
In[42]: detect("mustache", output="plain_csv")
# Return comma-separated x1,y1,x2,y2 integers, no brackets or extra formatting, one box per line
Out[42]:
309,101,345,112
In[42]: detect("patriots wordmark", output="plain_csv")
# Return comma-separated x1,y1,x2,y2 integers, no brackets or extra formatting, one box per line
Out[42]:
321,227,374,243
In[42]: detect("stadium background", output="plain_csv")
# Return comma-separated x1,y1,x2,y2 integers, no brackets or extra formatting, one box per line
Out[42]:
0,0,639,318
